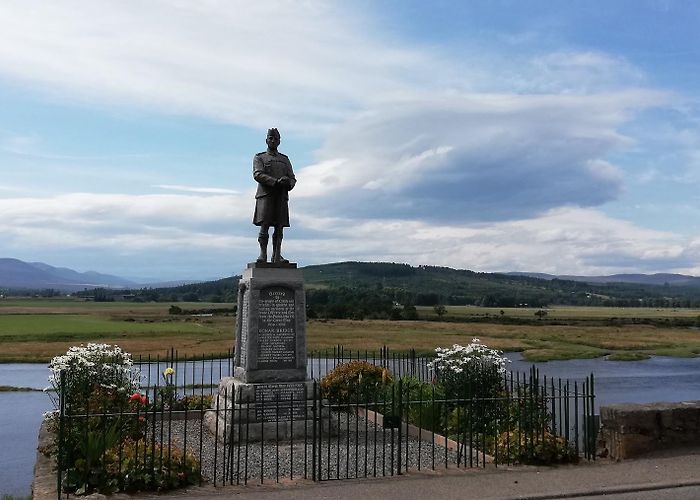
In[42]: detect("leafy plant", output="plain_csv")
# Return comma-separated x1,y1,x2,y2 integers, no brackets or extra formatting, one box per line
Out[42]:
156,367,178,409
494,429,578,465
47,343,141,414
321,361,392,405
400,376,445,433
429,339,509,401
62,438,201,494
176,394,213,411
106,440,201,492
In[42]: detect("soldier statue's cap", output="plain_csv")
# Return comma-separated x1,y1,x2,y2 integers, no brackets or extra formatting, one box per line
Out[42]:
267,128,280,139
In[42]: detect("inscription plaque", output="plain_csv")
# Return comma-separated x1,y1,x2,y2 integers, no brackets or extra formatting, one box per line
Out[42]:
256,286,296,369
239,289,249,366
254,383,306,422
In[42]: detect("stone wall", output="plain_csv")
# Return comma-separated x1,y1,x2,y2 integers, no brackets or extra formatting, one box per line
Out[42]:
598,401,700,460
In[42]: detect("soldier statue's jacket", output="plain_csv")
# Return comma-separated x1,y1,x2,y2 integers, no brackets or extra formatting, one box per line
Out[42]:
253,150,296,200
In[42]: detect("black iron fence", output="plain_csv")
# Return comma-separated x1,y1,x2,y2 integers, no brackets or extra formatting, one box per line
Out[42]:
54,348,595,496
308,346,433,381
129,346,432,389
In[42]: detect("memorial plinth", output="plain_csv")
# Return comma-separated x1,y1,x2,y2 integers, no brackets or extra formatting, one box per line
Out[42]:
234,264,306,382
206,263,332,442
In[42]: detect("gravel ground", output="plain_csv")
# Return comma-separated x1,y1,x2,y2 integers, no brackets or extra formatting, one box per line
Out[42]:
146,412,489,486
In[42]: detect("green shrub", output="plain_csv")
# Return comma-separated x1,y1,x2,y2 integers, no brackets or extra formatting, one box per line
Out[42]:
401,376,445,433
48,343,140,414
502,385,551,434
428,340,510,435
174,394,213,411
429,339,508,401
321,361,392,405
61,439,200,494
494,430,578,465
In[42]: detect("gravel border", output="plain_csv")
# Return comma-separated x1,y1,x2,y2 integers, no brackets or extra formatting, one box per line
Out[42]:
149,411,490,486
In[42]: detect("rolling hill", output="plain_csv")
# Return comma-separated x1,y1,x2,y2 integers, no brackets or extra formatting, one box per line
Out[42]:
0,258,136,291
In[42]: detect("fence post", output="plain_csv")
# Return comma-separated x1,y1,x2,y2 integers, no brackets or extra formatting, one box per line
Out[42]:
590,373,596,461
397,378,403,475
57,370,66,499
312,381,318,481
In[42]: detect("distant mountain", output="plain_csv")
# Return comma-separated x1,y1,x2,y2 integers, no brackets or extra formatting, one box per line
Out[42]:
506,271,700,286
0,258,136,291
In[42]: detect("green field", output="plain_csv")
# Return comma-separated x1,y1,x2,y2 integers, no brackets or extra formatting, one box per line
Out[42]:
416,304,700,319
0,314,214,341
2,297,700,362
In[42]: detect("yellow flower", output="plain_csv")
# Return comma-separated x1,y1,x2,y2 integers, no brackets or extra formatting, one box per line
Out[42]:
163,367,175,376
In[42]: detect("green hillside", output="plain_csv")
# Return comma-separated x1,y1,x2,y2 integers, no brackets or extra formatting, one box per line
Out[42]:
302,261,700,308
68,262,700,321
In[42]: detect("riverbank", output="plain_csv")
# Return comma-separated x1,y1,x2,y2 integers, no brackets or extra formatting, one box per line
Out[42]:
2,300,700,362
6,353,700,497
2,318,700,364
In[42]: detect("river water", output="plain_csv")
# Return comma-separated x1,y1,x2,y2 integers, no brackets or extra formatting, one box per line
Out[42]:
2,354,700,496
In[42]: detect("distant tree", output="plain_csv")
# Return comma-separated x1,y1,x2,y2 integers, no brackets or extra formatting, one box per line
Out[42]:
168,305,183,315
402,304,419,320
433,304,447,319
534,309,548,320
93,288,114,302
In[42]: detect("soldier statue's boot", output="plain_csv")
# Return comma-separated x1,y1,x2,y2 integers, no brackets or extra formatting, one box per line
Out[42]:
257,235,269,263
271,234,289,264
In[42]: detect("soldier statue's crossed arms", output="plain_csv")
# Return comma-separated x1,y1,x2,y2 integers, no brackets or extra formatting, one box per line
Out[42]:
252,128,296,264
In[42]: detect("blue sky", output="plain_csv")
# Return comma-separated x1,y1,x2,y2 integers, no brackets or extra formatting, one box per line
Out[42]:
0,1,699,281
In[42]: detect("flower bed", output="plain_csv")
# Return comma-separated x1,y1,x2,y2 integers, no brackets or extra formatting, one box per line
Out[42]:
46,343,203,495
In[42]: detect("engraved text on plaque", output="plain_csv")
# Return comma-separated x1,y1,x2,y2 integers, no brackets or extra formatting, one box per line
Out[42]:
256,286,296,369
254,383,306,422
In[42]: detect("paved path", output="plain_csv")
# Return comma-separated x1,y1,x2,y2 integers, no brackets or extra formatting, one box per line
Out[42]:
150,448,700,500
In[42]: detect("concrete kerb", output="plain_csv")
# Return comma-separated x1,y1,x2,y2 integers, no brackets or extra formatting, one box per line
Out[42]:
33,444,700,500
508,480,700,500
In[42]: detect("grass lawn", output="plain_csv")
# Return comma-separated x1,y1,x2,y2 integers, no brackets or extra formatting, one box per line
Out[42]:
2,298,700,362
416,304,700,320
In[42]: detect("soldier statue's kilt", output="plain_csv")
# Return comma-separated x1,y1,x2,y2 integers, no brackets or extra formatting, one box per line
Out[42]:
253,187,290,227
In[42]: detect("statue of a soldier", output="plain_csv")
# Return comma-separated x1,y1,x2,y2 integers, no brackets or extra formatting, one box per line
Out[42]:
253,128,296,264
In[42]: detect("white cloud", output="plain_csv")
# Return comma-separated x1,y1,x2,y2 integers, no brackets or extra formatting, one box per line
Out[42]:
0,1,672,226
292,207,698,275
0,1,694,278
295,91,667,222
1,192,699,278
0,1,444,133
0,193,252,246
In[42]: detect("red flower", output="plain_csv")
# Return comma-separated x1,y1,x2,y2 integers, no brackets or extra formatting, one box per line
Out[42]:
138,416,145,422
130,392,147,405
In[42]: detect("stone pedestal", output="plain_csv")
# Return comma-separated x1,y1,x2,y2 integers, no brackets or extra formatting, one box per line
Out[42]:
206,263,332,442
204,377,334,442
234,263,307,382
